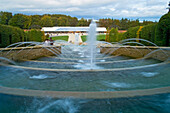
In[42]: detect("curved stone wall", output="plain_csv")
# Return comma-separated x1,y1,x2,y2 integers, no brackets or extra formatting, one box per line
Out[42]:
0,46,61,61
100,46,170,61
0,86,170,99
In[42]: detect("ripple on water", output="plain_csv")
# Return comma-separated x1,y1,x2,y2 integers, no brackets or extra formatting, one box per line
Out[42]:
103,81,131,88
141,72,159,77
29,74,53,80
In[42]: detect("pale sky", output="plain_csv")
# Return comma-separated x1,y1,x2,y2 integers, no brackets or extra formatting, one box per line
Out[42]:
0,0,169,21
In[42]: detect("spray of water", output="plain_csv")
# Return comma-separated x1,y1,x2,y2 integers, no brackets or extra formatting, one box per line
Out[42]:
87,20,97,69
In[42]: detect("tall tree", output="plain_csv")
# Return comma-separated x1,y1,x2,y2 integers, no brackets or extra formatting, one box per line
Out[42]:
57,17,69,26
8,14,31,29
77,18,88,26
0,11,12,25
120,18,129,30
40,15,53,27
29,15,42,29
51,17,58,26
68,17,78,26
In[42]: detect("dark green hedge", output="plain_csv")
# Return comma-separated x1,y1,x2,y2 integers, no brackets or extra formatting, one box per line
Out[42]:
0,24,46,48
155,12,170,46
124,26,140,38
108,28,119,42
0,24,25,47
140,23,157,45
107,27,139,43
26,29,46,42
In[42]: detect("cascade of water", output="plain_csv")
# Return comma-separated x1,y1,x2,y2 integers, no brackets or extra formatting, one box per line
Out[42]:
75,33,79,45
87,20,97,69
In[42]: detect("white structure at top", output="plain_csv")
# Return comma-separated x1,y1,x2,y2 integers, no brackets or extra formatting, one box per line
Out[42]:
41,26,107,44
41,27,107,33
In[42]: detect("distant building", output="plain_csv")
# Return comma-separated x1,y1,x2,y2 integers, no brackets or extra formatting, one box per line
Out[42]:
41,26,107,34
41,26,107,44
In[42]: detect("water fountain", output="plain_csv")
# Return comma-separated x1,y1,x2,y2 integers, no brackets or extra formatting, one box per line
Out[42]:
88,20,97,69
0,21,170,113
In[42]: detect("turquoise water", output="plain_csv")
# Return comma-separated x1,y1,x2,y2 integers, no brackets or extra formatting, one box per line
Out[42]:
0,57,169,91
0,93,170,113
0,46,170,112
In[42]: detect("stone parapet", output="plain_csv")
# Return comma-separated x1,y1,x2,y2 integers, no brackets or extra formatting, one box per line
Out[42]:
100,46,170,61
0,46,61,61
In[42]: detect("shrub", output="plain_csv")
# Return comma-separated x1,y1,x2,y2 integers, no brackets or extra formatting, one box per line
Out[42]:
26,29,46,42
0,24,45,48
0,24,25,47
124,26,140,38
108,28,118,42
155,12,170,46
140,24,157,45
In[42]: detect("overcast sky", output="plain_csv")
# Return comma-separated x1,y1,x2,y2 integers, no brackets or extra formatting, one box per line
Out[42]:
0,0,169,21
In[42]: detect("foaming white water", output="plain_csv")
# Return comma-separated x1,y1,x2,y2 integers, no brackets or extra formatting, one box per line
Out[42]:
100,60,105,62
80,55,85,58
29,74,51,79
74,63,103,70
23,98,88,113
103,82,131,88
78,60,84,63
141,72,159,77
38,99,79,113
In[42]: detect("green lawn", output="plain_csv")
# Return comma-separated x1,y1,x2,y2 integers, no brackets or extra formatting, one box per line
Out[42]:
50,34,106,42
50,36,69,41
81,34,106,42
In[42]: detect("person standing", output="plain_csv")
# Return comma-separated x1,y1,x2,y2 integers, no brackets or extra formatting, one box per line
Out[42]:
49,37,54,45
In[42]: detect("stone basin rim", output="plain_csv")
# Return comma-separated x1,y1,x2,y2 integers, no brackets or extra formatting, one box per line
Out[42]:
1,61,169,72
0,86,170,99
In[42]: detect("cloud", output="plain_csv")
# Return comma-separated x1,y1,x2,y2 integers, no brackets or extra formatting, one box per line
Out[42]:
0,0,168,21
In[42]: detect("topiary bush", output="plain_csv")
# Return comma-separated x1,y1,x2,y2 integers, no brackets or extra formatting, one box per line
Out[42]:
108,28,119,42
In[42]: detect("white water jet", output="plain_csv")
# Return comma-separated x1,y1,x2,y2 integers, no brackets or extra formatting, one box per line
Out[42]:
75,33,79,45
87,20,97,69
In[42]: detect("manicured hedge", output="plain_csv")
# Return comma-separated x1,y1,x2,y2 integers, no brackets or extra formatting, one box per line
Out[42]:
124,26,140,38
108,28,119,42
140,23,157,45
155,12,170,46
26,29,46,42
0,24,46,48
0,24,25,47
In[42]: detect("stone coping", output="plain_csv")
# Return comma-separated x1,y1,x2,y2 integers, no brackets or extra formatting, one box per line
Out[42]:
1,45,169,51
23,58,139,64
2,61,169,72
0,45,61,51
100,46,170,61
42,55,118,60
0,86,170,99
100,45,170,50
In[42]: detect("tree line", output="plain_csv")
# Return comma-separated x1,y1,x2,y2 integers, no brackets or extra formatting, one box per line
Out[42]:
0,11,168,47
0,11,156,30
